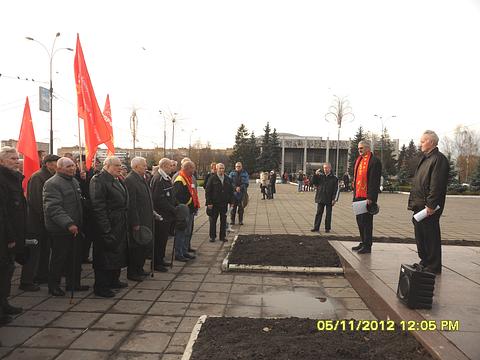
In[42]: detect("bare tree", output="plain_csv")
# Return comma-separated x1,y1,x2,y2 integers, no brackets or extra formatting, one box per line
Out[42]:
452,125,480,182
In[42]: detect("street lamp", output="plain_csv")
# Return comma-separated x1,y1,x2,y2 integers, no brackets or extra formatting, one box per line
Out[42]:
170,112,179,157
188,128,198,157
26,33,73,154
159,110,167,157
373,114,396,166
325,95,355,176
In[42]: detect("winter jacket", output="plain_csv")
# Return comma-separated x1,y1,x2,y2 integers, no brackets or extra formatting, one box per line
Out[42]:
229,169,249,201
151,172,176,222
205,174,234,207
408,147,449,215
313,173,339,204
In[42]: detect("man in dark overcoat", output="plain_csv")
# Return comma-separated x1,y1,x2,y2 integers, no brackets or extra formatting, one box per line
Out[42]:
90,156,129,297
311,163,339,233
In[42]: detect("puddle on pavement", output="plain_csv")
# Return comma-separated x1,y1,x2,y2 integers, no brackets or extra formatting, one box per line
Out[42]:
247,290,336,318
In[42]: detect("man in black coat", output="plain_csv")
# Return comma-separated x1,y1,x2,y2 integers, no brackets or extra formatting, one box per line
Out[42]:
268,170,276,199
43,157,87,296
19,154,59,291
0,147,25,324
351,141,382,254
124,157,156,281
311,163,339,233
90,156,129,298
151,158,176,272
343,172,350,192
408,131,449,274
206,163,234,242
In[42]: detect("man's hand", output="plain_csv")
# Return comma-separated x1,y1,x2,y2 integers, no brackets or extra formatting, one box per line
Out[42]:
367,199,373,205
7,241,16,249
426,206,436,216
235,186,241,193
132,225,140,231
68,225,79,235
207,205,213,209
332,200,336,206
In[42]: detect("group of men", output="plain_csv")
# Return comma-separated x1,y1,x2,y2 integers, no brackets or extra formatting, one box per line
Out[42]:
311,130,449,274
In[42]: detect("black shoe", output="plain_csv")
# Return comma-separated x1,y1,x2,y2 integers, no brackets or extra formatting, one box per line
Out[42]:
209,238,216,242
184,253,196,260
188,247,196,253
154,265,168,272
239,222,244,225
66,285,90,292
412,263,424,271
161,260,172,267
34,277,48,285
357,246,371,254
82,258,93,264
423,266,441,275
2,300,22,315
220,238,228,242
0,314,13,326
310,228,319,232
19,283,40,292
230,221,235,225
94,289,115,298
127,274,145,282
140,270,151,276
49,287,66,297
352,243,363,251
175,256,189,262
325,229,331,233
110,281,128,289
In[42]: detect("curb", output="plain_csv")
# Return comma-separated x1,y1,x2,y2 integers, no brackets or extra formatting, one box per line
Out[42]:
181,315,207,360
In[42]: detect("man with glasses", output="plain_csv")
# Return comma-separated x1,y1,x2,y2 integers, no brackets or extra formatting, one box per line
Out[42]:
351,141,382,254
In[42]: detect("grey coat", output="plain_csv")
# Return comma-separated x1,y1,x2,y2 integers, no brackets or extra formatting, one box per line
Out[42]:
43,173,83,236
124,171,154,247
90,170,129,270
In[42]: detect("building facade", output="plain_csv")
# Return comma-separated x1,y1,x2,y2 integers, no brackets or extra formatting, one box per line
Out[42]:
1,139,49,158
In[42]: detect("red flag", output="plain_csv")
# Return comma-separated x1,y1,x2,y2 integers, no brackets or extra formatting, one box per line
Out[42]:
103,94,115,156
74,34,111,169
17,97,40,193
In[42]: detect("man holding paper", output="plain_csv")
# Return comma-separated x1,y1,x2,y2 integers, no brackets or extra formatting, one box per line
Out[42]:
351,141,382,254
408,130,449,274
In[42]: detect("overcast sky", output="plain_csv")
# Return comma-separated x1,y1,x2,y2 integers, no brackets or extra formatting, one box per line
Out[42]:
1,0,480,152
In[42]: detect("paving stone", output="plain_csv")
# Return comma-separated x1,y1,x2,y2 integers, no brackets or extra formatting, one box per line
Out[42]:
176,316,200,333
198,282,232,293
33,297,76,311
123,289,163,301
158,290,195,303
180,266,209,274
0,327,39,347
71,299,116,312
92,313,141,330
135,315,181,332
135,280,171,290
174,274,205,282
7,296,45,310
230,283,262,294
203,274,234,283
192,291,229,304
225,305,262,317
55,349,110,360
324,287,359,298
167,281,200,291
161,355,182,360
321,278,352,288
70,330,127,350
169,332,191,347
233,275,262,284
23,328,82,348
164,345,185,354
50,312,102,328
148,302,189,316
114,353,161,360
335,309,377,320
111,300,153,314
262,277,292,286
11,310,62,327
0,348,12,358
332,297,369,310
228,294,263,307
186,303,226,316
3,347,61,360
119,332,171,353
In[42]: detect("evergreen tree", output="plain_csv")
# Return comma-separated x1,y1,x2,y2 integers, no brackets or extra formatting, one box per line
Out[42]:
230,124,250,168
447,155,459,186
270,128,281,171
397,144,407,173
397,159,409,185
405,139,421,178
244,131,259,174
258,122,272,171
471,159,480,188
380,128,397,176
348,126,366,177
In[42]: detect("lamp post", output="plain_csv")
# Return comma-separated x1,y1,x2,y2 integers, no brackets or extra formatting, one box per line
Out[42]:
170,112,179,157
26,33,73,154
159,110,167,157
374,114,396,166
188,128,198,157
325,95,355,176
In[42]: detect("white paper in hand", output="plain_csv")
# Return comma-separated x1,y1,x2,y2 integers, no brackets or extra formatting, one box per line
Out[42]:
352,200,368,216
413,205,441,222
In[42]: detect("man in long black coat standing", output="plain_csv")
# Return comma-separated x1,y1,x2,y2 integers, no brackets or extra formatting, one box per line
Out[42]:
351,141,382,254
311,163,339,233
0,147,25,324
151,158,176,272
408,130,449,274
124,157,155,281
20,154,59,290
206,163,234,242
90,156,129,298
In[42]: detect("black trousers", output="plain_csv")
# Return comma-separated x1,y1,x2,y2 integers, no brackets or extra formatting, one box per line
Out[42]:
209,205,227,240
313,203,332,230
48,234,82,290
356,212,374,248
231,197,244,223
20,241,40,285
127,245,147,276
413,213,442,272
154,220,170,264
36,230,51,282
0,254,15,301
94,269,121,292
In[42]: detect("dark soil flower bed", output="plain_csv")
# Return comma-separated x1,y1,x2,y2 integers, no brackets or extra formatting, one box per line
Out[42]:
324,235,480,247
189,317,432,360
228,234,341,267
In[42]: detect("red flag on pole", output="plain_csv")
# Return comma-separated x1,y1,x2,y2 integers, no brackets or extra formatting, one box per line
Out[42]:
74,34,111,169
17,97,40,193
103,94,115,156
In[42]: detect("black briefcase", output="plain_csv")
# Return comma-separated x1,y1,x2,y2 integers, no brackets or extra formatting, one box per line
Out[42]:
397,264,436,309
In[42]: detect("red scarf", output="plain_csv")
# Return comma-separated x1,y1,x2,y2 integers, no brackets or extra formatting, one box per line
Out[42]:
354,151,371,199
179,170,200,209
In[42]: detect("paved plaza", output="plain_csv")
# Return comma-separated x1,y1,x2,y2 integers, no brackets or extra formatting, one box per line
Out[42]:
1,184,479,359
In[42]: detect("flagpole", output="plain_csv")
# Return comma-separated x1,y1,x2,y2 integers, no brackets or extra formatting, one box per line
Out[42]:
77,116,83,171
